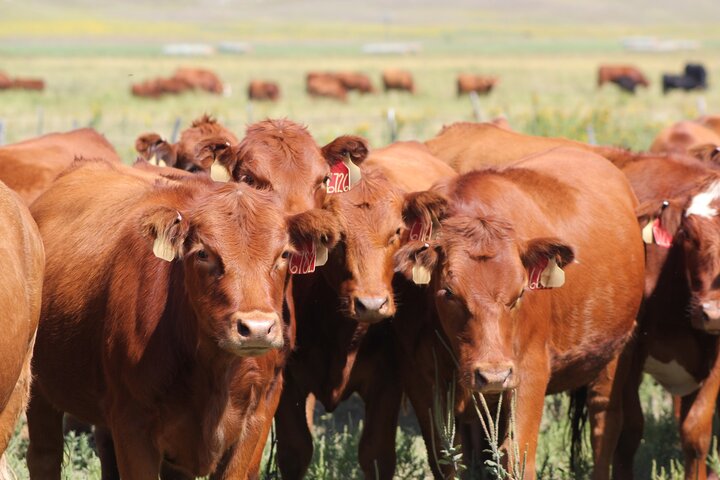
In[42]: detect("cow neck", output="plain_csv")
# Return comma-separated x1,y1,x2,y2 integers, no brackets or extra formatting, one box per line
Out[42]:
644,243,692,329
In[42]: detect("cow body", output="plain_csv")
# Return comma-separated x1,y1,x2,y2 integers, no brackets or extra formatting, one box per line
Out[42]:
597,64,649,88
394,147,644,477
247,80,280,101
662,63,707,95
457,74,498,96
306,73,347,101
173,67,226,95
382,69,414,93
0,181,44,474
0,128,120,205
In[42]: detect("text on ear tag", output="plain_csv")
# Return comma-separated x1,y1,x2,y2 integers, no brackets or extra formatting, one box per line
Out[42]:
412,264,432,285
642,220,654,245
651,218,673,248
289,239,317,274
326,154,362,194
152,234,176,262
408,213,440,242
210,162,230,182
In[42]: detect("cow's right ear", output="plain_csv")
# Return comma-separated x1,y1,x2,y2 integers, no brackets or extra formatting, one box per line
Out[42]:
135,133,177,167
139,207,190,262
194,136,234,171
636,198,684,244
321,135,369,167
394,240,441,285
402,190,449,242
689,144,720,167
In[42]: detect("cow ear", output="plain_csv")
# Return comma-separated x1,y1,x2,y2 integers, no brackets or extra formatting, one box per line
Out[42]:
636,198,684,240
521,238,574,270
135,133,177,167
139,207,189,262
194,137,234,178
394,240,441,285
402,190,448,235
689,143,720,166
287,208,341,252
321,135,369,167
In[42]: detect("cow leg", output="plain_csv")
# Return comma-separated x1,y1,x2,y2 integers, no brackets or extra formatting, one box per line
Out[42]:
26,387,64,480
358,380,402,480
0,342,32,454
506,368,549,477
245,379,284,479
108,410,161,480
275,379,313,480
94,426,121,480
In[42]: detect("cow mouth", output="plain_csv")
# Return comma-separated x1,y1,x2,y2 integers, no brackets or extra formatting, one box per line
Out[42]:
692,310,720,335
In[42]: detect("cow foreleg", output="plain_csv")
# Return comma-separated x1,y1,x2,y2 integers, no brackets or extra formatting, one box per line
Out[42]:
611,353,644,480
275,379,313,480
108,408,162,480
26,387,64,480
358,379,402,480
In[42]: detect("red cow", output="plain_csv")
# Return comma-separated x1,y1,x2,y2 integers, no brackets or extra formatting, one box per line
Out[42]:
0,128,121,205
10,78,45,91
597,64,650,88
275,142,456,479
306,73,348,101
650,120,720,154
0,181,44,470
173,67,226,95
393,148,644,477
457,74,498,96
247,80,280,101
382,69,414,93
335,72,375,93
0,71,11,89
26,159,338,479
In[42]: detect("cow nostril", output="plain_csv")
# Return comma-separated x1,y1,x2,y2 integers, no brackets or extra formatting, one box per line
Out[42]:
238,322,251,337
474,369,487,387
354,298,366,313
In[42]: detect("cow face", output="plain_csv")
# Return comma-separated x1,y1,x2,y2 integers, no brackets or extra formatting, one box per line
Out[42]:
198,120,368,215
322,170,405,323
141,182,339,356
395,192,574,393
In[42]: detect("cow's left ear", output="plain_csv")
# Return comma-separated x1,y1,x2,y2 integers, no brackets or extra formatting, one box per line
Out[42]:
521,238,574,288
394,240,442,285
139,207,190,262
321,135,369,167
195,137,235,178
287,208,341,252
135,133,177,167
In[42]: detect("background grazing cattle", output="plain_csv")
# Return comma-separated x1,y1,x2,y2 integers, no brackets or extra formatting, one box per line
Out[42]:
172,67,226,95
26,159,338,479
597,64,649,88
662,63,708,95
306,73,348,101
456,73,498,96
130,77,193,98
393,147,644,477
135,114,239,176
0,72,11,89
650,119,720,154
382,69,414,93
335,71,375,93
0,128,120,205
0,72,44,91
610,75,640,94
0,181,44,479
247,79,280,101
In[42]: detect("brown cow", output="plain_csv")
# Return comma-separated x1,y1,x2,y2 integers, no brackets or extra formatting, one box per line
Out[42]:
650,120,720,154
26,158,339,479
382,69,414,93
306,73,347,101
130,77,193,98
0,181,44,477
0,128,120,205
173,67,226,95
276,146,456,479
393,147,644,477
10,78,45,91
135,114,239,176
335,72,375,93
457,74,498,96
247,80,280,101
0,72,11,89
597,64,650,88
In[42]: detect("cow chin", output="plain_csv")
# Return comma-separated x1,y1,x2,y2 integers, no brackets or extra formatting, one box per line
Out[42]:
217,337,282,357
690,299,720,334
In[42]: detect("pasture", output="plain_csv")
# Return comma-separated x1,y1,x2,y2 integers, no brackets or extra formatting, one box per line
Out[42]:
2,7,720,479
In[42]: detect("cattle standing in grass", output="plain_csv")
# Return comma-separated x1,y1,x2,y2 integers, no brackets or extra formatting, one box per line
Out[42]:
335,72,375,93
651,119,720,154
0,128,120,205
9,78,44,91
306,73,348,101
173,67,226,95
0,72,11,89
382,69,415,94
393,148,644,477
26,159,338,479
662,63,708,95
457,74,498,96
597,64,649,89
247,80,280,101
0,181,44,477
275,142,456,480
131,77,193,98
610,75,640,94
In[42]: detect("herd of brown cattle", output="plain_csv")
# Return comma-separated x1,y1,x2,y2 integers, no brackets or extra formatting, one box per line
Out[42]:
0,71,45,91
2,111,720,479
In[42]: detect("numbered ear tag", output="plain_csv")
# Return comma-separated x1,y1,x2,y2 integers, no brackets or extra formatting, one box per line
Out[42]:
289,239,319,274
642,220,654,245
326,154,362,194
153,233,176,262
412,264,432,285
651,218,673,248
210,162,230,182
528,257,565,290
408,213,440,242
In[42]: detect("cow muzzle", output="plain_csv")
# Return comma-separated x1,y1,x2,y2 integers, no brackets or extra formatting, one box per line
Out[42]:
694,301,720,334
222,311,283,355
351,294,394,323
469,362,517,394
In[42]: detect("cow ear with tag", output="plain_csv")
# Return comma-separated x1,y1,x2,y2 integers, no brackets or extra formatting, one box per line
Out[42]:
394,241,441,285
287,208,341,274
194,136,234,179
139,207,189,262
135,133,177,168
636,199,683,248
321,135,368,194
521,238,574,290
402,190,448,243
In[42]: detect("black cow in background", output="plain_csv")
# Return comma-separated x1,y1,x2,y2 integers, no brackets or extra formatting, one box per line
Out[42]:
663,63,708,94
610,75,640,94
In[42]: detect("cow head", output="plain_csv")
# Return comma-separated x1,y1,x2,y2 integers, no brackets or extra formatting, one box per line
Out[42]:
689,143,720,167
638,180,720,333
394,191,574,393
140,181,339,356
197,119,368,215
321,169,406,323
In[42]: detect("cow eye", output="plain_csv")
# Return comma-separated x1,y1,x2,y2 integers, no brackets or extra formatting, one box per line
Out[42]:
396,228,402,235
188,165,202,173
197,250,208,260
442,286,454,298
509,289,525,309
240,174,255,186
281,251,290,259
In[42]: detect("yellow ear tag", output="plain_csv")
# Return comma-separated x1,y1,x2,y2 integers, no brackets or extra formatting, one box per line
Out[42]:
152,233,176,262
412,264,432,285
540,257,565,288
315,242,329,267
345,153,362,188
210,162,230,182
641,220,654,245
148,154,157,165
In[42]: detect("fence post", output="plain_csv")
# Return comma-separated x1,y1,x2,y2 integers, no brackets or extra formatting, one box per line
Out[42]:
170,117,182,143
247,101,254,124
469,91,482,121
387,108,397,143
36,107,44,136
586,124,597,145
0,119,5,146
697,96,707,116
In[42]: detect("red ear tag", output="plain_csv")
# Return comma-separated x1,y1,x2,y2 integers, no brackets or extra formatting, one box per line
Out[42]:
408,214,440,242
326,154,362,194
527,257,550,290
651,218,673,248
289,239,317,274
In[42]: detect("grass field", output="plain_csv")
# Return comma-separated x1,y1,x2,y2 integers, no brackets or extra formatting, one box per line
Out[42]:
2,2,720,478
